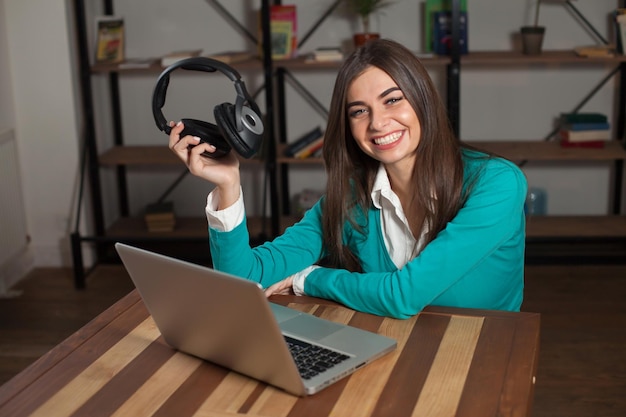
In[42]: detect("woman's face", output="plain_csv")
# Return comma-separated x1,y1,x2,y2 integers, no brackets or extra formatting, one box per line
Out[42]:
346,66,421,172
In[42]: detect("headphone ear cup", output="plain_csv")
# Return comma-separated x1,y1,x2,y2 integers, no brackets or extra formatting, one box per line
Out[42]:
214,103,263,159
180,118,230,158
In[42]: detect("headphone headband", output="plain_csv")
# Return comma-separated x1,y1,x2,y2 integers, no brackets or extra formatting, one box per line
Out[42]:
151,56,263,159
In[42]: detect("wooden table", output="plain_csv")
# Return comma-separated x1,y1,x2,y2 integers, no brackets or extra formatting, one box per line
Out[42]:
0,291,540,417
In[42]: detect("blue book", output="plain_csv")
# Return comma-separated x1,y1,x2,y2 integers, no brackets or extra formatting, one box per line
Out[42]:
565,122,610,131
432,11,468,55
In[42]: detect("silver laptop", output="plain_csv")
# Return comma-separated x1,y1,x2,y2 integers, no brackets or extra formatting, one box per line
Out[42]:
115,243,396,396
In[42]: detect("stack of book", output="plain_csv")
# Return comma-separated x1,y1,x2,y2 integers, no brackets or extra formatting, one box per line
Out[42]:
424,0,468,55
306,47,344,63
559,113,611,148
160,49,203,67
284,126,324,159
144,201,176,232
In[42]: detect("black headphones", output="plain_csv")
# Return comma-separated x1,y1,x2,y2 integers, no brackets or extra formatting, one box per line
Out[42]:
152,57,264,159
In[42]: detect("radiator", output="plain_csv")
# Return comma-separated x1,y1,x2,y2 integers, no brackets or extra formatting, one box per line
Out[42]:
0,128,29,295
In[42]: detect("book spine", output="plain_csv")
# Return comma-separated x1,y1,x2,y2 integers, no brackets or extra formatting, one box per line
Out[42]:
560,112,608,124
559,129,611,142
269,5,297,59
284,126,323,156
564,122,610,131
424,0,467,53
295,137,324,159
560,138,606,148
432,11,468,55
617,13,626,56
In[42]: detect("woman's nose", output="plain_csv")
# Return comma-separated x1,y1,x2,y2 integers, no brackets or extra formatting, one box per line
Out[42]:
369,110,389,131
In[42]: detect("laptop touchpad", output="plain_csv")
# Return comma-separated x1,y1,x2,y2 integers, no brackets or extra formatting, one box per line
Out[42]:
281,314,344,341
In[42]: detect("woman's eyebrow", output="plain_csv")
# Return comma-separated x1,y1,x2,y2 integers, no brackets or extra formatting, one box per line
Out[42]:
347,86,402,108
380,87,401,98
346,100,365,109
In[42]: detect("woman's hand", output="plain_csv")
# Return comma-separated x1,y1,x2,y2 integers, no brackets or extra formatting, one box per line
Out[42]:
168,121,241,209
264,276,295,297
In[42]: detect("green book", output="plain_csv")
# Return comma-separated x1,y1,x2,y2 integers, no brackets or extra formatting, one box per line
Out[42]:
560,112,608,124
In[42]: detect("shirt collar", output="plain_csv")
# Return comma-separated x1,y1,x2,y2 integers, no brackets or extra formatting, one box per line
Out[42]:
371,164,394,209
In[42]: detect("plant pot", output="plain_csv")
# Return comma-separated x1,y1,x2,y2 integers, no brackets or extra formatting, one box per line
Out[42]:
353,33,380,48
520,26,545,55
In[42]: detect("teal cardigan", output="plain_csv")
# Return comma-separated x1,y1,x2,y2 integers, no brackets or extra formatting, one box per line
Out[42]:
209,150,527,319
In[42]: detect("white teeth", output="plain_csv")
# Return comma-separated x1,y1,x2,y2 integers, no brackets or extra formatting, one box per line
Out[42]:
373,131,401,145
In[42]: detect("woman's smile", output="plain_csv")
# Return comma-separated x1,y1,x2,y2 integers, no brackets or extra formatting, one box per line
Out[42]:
372,130,404,147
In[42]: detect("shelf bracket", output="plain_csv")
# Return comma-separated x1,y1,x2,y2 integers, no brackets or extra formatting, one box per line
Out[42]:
298,0,343,49
282,69,330,118
205,0,259,45
564,0,609,45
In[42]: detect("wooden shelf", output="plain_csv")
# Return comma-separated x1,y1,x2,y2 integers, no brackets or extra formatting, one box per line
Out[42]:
467,140,626,162
275,50,626,71
106,216,272,240
525,216,626,241
90,57,263,74
461,50,626,65
275,141,626,165
99,145,264,166
93,50,626,75
276,53,450,70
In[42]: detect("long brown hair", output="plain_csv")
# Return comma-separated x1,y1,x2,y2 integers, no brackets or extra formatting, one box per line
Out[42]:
321,39,465,271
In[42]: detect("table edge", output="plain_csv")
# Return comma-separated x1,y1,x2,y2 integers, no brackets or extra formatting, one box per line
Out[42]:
0,290,142,406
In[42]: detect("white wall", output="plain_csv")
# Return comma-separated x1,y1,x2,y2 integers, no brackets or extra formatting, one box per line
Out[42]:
3,0,83,267
103,0,621,219
0,0,32,292
1,0,623,269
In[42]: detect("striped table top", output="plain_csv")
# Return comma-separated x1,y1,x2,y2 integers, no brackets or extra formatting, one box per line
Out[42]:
0,291,540,417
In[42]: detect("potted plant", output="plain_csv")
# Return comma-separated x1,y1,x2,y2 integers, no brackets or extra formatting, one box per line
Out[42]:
520,0,545,55
346,0,395,47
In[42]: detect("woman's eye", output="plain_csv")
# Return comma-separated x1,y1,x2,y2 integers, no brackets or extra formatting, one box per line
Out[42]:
385,96,403,105
348,108,367,118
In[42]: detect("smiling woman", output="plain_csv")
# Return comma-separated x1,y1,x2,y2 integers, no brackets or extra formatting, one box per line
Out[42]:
169,38,528,319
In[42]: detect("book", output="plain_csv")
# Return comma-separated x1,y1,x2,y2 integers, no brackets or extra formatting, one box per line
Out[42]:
574,45,614,58
268,5,297,60
432,10,468,55
307,47,344,62
560,138,606,148
563,122,610,131
117,58,158,69
294,136,324,159
611,8,626,54
207,51,254,64
616,13,626,55
559,129,611,143
560,112,608,124
284,126,323,157
145,201,176,232
95,16,125,63
160,49,203,67
424,0,467,53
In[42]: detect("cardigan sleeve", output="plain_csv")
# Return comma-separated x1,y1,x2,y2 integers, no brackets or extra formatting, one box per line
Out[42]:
209,196,327,289
304,158,528,319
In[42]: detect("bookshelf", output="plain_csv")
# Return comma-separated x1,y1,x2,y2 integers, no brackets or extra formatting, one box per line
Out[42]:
70,0,277,288
270,1,626,248
71,1,626,288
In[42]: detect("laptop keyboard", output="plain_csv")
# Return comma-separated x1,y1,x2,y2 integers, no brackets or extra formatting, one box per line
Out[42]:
284,336,350,380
